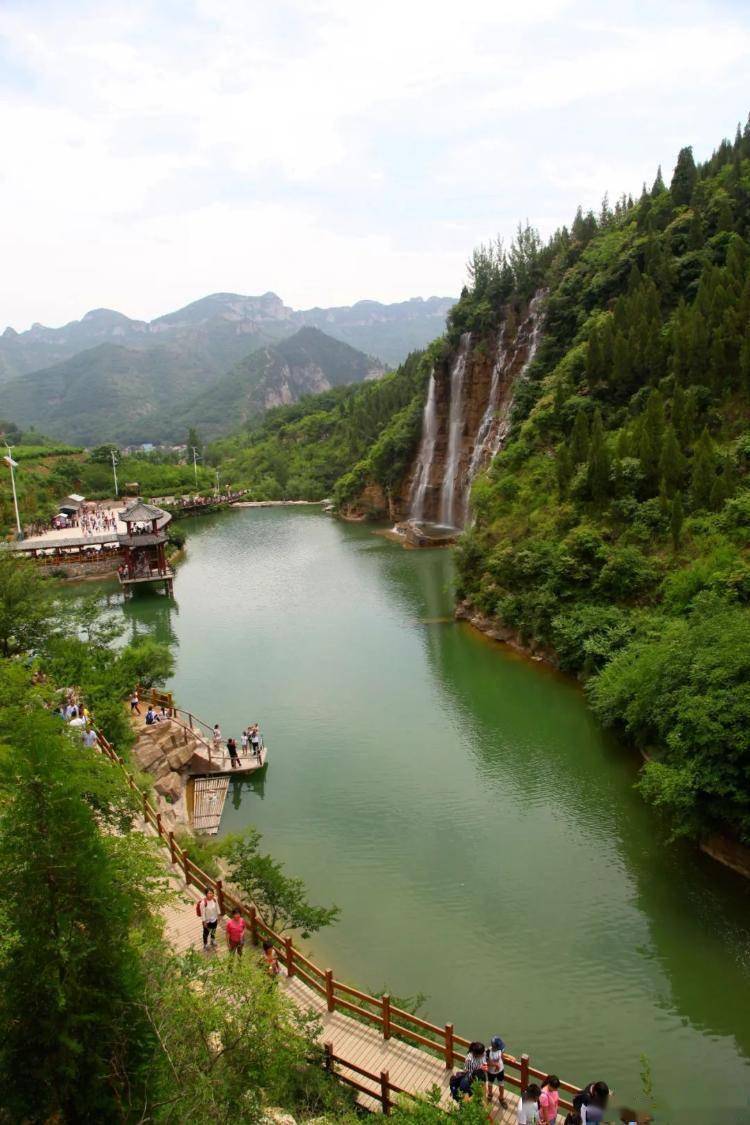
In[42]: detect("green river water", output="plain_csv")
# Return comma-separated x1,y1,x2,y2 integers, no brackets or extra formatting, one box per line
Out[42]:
113,507,750,1120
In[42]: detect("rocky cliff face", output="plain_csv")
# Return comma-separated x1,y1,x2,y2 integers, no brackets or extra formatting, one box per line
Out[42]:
401,292,546,527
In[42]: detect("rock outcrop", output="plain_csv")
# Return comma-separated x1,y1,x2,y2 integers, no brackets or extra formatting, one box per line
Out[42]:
131,718,208,829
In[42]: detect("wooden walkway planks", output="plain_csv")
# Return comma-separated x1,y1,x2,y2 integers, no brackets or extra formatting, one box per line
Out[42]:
158,848,524,1123
191,775,230,834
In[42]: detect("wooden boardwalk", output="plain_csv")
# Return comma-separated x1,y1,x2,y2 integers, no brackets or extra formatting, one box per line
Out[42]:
159,849,527,1122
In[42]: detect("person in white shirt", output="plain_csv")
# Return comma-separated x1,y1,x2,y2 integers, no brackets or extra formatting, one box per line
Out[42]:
199,888,220,949
517,1083,542,1124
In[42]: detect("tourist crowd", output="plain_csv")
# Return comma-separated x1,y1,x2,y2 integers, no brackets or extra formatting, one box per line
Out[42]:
212,721,263,766
448,1043,649,1122
56,695,99,750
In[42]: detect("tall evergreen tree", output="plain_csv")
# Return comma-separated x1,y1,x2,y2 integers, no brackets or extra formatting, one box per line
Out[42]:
659,423,687,496
587,408,611,505
670,146,698,207
639,390,665,490
689,426,716,510
569,409,590,466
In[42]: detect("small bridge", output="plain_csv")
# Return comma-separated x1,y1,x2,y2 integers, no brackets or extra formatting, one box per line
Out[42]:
97,728,577,1119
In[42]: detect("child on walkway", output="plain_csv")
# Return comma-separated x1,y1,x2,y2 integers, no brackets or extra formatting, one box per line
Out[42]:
485,1036,507,1106
262,940,280,976
518,1083,542,1124
226,907,246,955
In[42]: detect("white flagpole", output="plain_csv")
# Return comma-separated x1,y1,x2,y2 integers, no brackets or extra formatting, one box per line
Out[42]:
5,444,22,538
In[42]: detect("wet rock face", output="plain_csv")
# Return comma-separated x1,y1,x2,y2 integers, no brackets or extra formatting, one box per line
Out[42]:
401,291,546,528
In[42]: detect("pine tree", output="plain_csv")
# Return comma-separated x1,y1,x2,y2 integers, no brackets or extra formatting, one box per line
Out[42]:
639,389,665,491
612,332,632,395
569,410,590,466
556,444,572,498
652,165,666,195
690,426,716,510
670,146,698,207
659,423,686,496
587,408,611,505
670,492,684,549
586,325,604,387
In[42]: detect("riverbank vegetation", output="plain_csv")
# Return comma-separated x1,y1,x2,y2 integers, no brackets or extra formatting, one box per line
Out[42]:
453,121,750,844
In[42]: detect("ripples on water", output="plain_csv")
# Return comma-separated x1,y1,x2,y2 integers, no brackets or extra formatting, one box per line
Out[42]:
116,509,750,1119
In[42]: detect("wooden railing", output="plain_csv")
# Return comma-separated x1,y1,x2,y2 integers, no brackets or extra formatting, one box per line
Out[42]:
94,725,579,1113
140,688,265,765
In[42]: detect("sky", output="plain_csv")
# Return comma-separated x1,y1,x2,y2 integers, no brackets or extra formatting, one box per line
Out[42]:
1,1,749,330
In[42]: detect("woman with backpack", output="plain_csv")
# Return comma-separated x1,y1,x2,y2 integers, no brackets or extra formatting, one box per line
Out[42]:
485,1036,508,1107
449,1041,485,1101
198,887,219,950
539,1075,561,1123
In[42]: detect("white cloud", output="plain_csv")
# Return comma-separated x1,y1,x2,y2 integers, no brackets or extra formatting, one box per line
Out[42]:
0,0,748,327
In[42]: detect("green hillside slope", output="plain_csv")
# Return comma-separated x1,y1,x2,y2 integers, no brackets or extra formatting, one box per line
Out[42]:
176,327,385,440
452,125,750,844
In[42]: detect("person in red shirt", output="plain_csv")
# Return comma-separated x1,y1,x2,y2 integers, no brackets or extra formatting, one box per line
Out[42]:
225,907,246,956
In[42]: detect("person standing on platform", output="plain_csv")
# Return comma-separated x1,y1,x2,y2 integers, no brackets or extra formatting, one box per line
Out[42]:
241,728,249,756
250,724,261,758
227,737,239,769
226,908,246,956
199,888,219,950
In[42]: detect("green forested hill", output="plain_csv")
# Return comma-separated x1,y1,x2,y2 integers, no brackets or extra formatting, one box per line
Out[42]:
452,125,750,844
175,327,385,440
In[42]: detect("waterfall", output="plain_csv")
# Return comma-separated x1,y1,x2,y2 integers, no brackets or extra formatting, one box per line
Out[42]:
463,330,507,520
439,333,471,527
408,370,438,521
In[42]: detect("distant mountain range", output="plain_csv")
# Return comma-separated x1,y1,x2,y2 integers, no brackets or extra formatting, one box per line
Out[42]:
0,290,453,445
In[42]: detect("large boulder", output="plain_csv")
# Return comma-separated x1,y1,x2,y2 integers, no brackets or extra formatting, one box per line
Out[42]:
133,740,166,772
155,771,183,801
167,741,199,771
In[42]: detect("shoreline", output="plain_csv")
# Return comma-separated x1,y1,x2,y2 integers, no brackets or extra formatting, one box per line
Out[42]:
456,597,750,883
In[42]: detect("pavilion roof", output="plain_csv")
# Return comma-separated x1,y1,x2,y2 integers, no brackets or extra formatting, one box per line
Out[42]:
118,499,170,524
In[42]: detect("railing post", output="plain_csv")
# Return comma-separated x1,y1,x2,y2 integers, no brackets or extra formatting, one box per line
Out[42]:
216,879,225,915
142,792,148,822
382,993,391,1040
284,936,295,978
168,830,176,864
156,812,163,837
248,905,259,946
520,1054,530,1092
325,969,335,1012
188,712,193,730
324,1041,334,1072
182,850,190,886
380,1071,391,1115
444,1023,454,1069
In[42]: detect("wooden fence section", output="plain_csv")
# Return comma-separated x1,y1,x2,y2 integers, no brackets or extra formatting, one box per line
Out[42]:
95,727,579,1114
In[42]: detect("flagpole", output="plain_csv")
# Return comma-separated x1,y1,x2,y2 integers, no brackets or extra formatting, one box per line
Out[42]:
5,443,22,539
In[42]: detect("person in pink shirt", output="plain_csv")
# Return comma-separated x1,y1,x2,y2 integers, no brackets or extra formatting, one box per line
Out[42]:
539,1075,561,1124
225,907,246,956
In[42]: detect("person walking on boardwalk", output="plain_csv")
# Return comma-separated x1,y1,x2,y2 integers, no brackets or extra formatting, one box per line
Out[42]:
485,1036,508,1107
227,737,239,769
539,1075,560,1124
241,728,249,755
130,690,141,715
226,907,246,956
262,940,280,976
212,723,222,748
199,887,220,950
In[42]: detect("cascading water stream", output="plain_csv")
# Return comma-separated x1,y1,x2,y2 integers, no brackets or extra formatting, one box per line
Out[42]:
461,331,507,522
439,333,471,528
408,370,438,521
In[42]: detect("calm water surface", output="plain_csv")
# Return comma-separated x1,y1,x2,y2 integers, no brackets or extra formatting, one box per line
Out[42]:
118,508,750,1120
